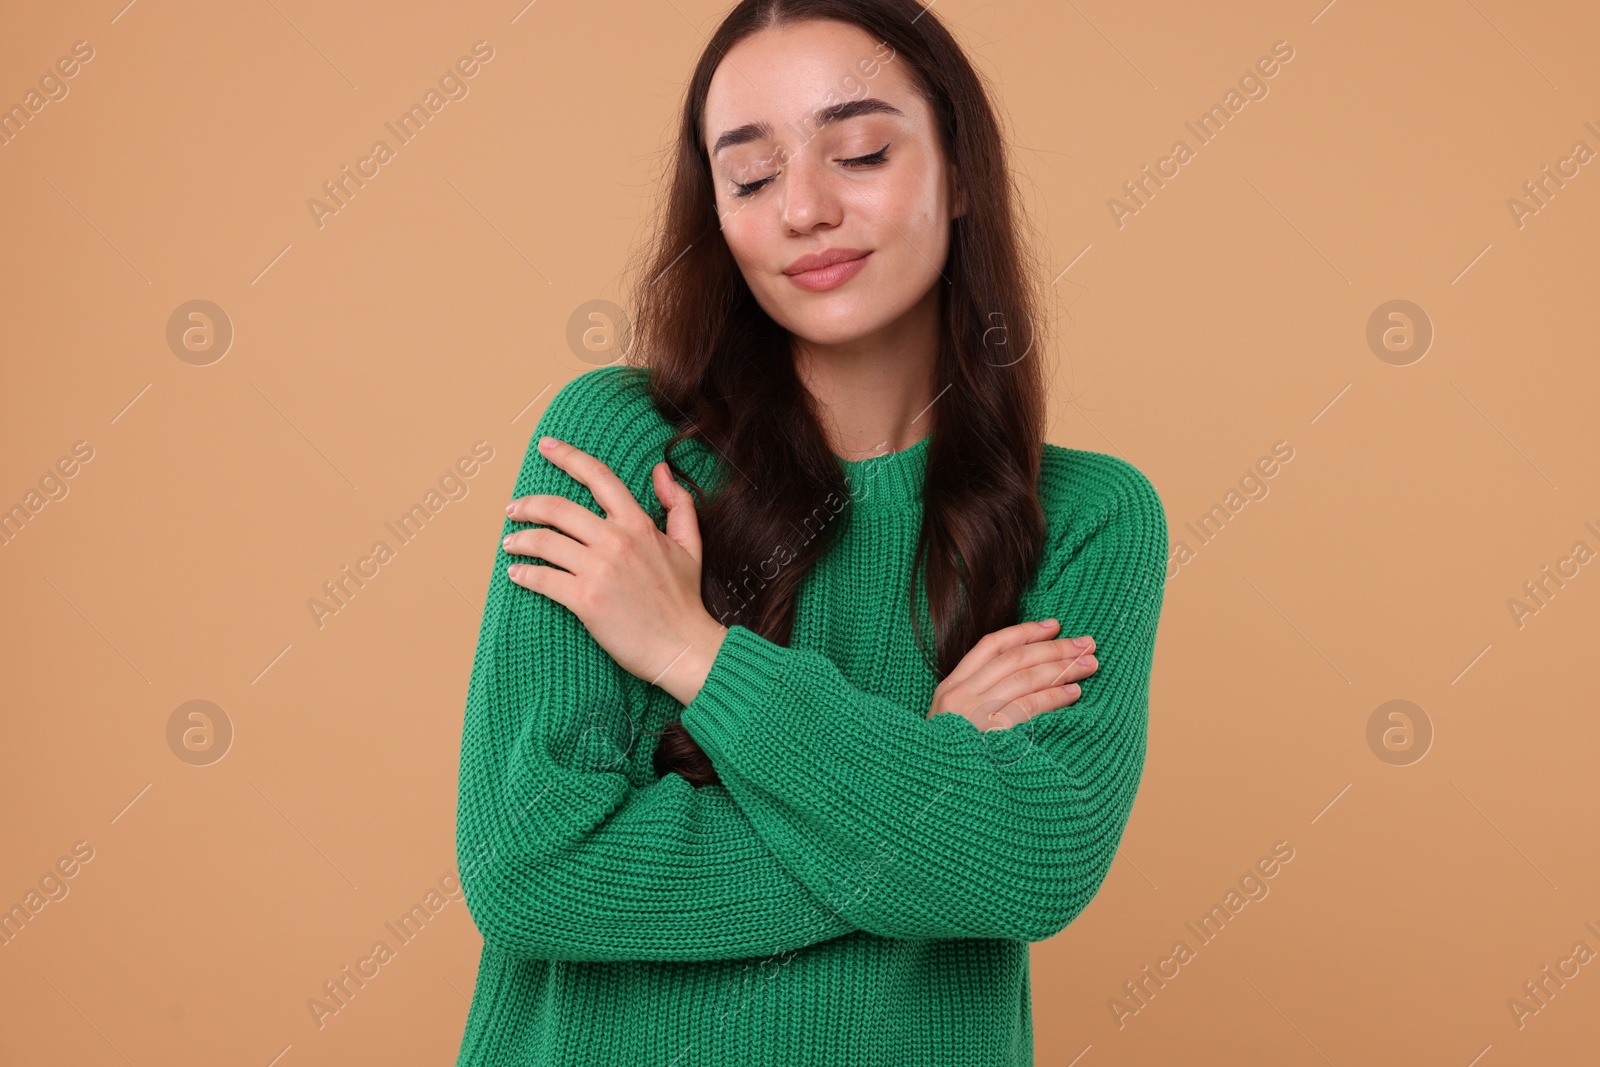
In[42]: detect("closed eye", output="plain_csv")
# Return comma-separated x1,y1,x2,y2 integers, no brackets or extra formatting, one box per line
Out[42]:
730,143,892,199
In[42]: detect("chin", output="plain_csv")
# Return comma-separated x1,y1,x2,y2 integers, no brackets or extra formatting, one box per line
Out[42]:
760,288,901,345
780,311,889,348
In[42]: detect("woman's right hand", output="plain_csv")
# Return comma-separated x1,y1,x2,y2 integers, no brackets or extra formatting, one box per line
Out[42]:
926,618,1097,731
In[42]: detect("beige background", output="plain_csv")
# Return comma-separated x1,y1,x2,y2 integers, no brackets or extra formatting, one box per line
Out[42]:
3,0,1598,1063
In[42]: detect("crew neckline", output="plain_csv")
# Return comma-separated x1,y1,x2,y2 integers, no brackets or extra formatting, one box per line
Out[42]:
835,433,929,508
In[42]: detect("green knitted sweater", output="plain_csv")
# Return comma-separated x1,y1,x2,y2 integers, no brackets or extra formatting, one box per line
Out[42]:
453,364,1167,1067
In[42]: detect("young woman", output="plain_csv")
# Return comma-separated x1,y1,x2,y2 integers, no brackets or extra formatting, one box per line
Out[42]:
453,1,1167,1064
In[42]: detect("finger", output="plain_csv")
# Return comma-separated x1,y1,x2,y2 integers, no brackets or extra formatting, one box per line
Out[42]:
502,526,588,575
1013,683,1084,724
982,682,1083,732
942,618,1063,690
979,691,1053,731
1039,682,1084,713
654,462,704,564
961,637,1094,696
966,636,1087,689
508,493,608,546
537,436,650,523
980,699,1027,732
974,655,1097,710
506,555,579,606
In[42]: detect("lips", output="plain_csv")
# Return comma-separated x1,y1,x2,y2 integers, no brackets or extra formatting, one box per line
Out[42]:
783,248,872,292
784,247,871,275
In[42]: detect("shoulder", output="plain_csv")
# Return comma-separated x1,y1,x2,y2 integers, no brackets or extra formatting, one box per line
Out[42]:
1037,443,1168,562
535,363,659,441
511,364,679,509
1019,447,1169,685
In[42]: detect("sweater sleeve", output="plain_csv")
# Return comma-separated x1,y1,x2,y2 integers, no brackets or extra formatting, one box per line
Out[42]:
455,368,858,963
677,457,1168,944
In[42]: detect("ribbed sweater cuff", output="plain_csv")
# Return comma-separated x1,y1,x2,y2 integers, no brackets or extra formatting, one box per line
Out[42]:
678,624,788,761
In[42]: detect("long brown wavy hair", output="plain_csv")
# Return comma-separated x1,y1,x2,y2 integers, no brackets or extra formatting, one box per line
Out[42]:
624,0,1052,786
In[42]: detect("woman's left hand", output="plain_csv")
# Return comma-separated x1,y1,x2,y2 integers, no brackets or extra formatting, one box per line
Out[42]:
503,435,728,704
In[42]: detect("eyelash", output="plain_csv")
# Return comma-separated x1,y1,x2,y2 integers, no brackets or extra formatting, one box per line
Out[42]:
730,144,891,199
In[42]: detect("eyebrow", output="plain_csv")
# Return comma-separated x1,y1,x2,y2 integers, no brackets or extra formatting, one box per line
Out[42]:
710,97,905,156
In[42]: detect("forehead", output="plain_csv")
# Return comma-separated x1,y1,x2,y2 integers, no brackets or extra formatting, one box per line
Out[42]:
703,19,919,149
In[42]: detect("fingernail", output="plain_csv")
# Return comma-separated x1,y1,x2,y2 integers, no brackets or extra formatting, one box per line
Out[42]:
1039,618,1056,629
505,503,515,515
538,436,557,450
1073,635,1092,647
502,535,513,548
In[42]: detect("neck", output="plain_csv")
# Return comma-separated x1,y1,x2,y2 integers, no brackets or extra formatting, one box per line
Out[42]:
791,284,940,461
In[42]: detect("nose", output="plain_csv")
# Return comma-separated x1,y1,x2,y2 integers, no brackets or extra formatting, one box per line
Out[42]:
780,153,842,234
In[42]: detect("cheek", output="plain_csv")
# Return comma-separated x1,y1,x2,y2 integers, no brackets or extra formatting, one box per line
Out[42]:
720,227,761,279
869,163,943,236
719,210,767,273
863,173,947,272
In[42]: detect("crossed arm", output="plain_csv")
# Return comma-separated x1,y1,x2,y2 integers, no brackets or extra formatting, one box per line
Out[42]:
455,382,1167,962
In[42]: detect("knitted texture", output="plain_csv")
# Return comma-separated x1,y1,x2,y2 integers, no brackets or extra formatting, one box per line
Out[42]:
453,364,1168,1067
